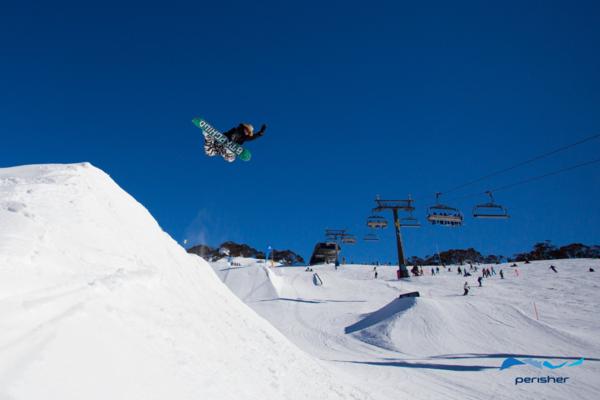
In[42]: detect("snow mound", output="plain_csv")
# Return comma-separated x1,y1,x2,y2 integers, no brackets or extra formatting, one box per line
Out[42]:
349,296,592,357
344,296,417,334
211,258,282,302
0,163,371,400
213,261,600,400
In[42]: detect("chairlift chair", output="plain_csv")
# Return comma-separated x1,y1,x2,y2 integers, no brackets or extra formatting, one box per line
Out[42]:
342,235,357,245
400,211,421,228
473,191,510,219
366,215,388,229
363,233,379,242
426,192,464,227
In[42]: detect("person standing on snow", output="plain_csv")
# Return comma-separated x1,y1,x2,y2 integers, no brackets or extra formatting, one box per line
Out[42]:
478,276,483,287
500,269,504,279
204,122,267,162
463,282,470,296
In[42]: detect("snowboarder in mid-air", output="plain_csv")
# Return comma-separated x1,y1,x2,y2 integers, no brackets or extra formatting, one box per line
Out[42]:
204,122,267,162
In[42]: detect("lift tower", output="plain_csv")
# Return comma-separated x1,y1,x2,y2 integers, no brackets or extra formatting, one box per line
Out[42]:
372,196,416,278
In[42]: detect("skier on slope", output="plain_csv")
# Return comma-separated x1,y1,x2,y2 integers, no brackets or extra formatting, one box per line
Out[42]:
204,123,267,162
463,282,470,296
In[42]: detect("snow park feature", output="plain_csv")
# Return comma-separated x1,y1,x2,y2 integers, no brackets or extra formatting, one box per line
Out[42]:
0,159,599,400
209,257,600,400
5,2,600,399
0,163,371,400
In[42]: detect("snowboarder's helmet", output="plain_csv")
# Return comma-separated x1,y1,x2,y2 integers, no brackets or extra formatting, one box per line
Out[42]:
242,123,254,136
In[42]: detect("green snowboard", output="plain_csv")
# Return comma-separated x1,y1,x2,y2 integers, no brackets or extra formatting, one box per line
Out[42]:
192,118,252,162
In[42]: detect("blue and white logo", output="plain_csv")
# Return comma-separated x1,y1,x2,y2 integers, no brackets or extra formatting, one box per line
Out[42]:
500,357,584,370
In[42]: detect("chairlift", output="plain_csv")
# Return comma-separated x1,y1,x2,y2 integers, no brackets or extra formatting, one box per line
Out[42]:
473,191,510,219
400,211,421,228
363,233,379,242
342,235,357,245
309,242,338,265
366,215,388,229
426,192,464,227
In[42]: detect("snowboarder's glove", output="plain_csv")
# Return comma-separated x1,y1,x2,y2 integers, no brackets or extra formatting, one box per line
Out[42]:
257,124,267,136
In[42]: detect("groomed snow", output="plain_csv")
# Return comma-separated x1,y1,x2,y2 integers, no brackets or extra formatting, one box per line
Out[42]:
211,257,600,399
0,163,373,400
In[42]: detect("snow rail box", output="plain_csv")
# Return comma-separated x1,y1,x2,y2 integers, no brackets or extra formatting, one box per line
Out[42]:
398,291,420,299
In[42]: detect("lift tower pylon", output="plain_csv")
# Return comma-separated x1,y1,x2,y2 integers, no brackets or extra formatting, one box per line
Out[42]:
372,196,416,278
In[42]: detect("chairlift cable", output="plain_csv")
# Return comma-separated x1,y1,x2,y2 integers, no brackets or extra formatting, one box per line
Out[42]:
443,132,600,195
449,156,600,201
489,156,600,194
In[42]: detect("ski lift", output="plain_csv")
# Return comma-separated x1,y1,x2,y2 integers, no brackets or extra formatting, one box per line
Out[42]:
473,191,510,219
400,211,421,228
426,192,464,227
363,233,379,242
309,242,338,265
342,235,357,245
366,215,388,229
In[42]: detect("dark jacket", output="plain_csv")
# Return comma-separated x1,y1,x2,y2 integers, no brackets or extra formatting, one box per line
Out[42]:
224,124,266,145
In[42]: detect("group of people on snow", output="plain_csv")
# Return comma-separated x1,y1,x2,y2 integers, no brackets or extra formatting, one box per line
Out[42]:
396,260,596,297
463,264,504,294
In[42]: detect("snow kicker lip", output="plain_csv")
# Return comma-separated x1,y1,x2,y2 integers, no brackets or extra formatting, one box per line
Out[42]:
500,357,585,370
344,296,417,334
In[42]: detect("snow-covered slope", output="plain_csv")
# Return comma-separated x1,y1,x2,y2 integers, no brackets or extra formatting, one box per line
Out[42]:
211,258,600,400
0,163,372,400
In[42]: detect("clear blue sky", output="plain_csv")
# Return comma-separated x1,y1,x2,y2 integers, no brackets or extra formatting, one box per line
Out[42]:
2,0,599,263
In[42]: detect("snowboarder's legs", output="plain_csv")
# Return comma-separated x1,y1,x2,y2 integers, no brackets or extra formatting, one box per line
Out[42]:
205,135,234,159
204,135,237,162
204,136,221,157
222,149,236,163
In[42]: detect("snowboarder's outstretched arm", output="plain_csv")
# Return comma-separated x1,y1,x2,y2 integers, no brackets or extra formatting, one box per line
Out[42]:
243,124,267,142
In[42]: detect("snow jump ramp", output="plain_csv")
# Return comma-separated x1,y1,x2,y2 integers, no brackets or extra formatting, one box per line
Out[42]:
344,295,418,334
